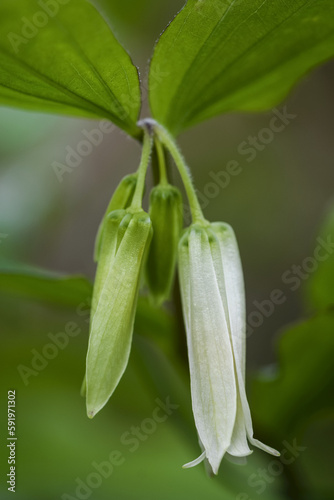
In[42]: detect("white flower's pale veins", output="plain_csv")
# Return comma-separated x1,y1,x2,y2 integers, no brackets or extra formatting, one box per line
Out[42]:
178,223,279,474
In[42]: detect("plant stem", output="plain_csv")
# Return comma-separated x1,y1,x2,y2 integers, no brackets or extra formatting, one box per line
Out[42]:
131,128,153,210
154,123,207,224
154,138,168,185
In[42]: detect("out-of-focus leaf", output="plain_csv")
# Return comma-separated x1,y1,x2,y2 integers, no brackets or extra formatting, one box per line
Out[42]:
252,311,334,439
95,0,154,28
299,414,334,499
251,313,334,499
135,297,180,353
149,0,334,134
307,205,334,309
0,264,92,306
0,0,141,137
0,108,58,156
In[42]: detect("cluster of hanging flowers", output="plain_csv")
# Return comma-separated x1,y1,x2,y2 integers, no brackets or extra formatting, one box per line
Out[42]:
84,120,279,474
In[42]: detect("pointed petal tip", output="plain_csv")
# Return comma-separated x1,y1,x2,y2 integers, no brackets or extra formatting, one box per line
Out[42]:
87,409,96,419
182,451,206,470
250,438,280,457
206,455,224,476
209,464,219,476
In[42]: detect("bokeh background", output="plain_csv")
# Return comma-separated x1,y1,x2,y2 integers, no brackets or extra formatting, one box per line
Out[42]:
1,0,334,499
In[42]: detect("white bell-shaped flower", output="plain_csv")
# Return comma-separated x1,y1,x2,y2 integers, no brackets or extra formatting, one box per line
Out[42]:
178,222,279,474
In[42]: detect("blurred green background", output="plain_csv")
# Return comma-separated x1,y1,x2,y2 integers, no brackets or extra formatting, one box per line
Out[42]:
1,0,334,499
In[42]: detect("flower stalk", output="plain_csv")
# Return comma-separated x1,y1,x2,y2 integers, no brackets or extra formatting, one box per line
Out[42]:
140,119,206,225
130,128,153,210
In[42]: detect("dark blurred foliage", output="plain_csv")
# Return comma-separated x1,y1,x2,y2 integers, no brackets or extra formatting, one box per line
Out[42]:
1,1,334,499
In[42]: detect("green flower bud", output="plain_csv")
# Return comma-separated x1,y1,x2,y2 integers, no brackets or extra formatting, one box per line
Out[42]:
86,209,152,417
94,174,137,262
146,184,183,305
91,209,127,317
81,209,127,399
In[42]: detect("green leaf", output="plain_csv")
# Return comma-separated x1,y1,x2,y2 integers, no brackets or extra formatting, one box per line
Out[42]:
251,311,334,440
307,205,334,310
0,0,141,137
299,414,334,498
0,263,92,306
149,0,334,134
251,312,334,499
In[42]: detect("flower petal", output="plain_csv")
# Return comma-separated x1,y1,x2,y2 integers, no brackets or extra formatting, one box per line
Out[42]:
179,225,237,474
178,229,191,330
227,394,253,457
213,223,279,457
210,223,252,456
183,451,206,469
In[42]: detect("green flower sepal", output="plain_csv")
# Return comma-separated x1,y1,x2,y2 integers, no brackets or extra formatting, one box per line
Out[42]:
145,184,183,305
94,174,137,262
86,208,152,418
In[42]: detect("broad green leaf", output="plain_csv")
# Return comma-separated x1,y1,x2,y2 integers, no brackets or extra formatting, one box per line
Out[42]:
149,0,334,134
0,0,141,137
307,205,334,309
0,263,92,306
251,311,334,440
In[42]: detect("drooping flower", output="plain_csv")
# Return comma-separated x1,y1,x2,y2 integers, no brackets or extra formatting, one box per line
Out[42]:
86,209,152,418
178,222,279,474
